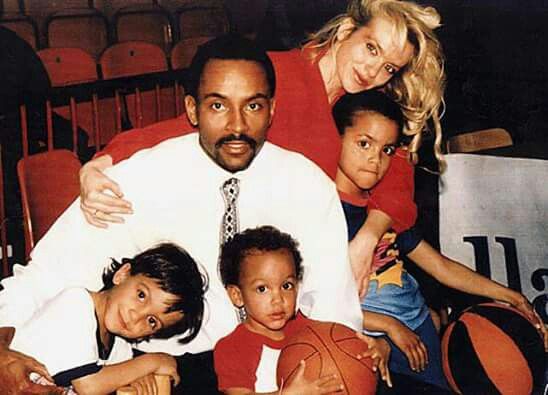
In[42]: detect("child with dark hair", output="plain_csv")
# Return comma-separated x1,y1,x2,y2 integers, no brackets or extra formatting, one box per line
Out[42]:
333,90,544,391
215,225,390,394
8,243,206,394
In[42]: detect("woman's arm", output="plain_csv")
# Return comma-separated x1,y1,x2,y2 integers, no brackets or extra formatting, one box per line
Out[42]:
72,352,179,395
348,209,392,297
368,149,417,232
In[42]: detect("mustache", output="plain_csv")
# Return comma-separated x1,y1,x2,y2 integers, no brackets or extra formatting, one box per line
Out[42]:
215,134,257,149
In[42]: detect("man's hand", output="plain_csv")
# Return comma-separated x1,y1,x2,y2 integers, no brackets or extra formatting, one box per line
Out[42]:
0,348,62,394
79,155,133,228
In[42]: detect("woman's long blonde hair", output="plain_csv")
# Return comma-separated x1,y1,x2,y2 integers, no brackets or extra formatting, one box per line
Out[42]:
307,0,446,169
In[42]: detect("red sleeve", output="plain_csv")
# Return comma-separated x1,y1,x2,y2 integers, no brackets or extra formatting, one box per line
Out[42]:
98,115,193,164
214,332,259,391
368,148,417,233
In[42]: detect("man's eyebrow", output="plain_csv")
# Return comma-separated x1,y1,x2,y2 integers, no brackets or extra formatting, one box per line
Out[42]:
202,92,227,100
248,93,271,100
201,92,271,101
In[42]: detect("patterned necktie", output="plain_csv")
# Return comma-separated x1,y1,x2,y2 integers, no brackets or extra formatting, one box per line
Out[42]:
220,178,240,244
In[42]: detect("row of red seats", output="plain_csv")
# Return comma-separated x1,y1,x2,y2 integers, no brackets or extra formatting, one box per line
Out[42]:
7,38,207,274
37,38,210,149
0,2,228,58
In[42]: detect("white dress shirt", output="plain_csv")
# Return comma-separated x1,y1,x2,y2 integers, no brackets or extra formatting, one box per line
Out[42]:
0,133,361,354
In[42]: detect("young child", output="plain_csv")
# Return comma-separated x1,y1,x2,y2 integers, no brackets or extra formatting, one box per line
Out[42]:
332,90,545,391
8,243,206,394
214,225,390,395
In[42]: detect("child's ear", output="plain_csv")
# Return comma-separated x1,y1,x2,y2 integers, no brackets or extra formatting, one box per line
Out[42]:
113,262,132,285
226,285,244,308
336,17,356,42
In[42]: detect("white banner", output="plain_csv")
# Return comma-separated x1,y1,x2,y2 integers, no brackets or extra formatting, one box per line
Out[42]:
439,154,548,321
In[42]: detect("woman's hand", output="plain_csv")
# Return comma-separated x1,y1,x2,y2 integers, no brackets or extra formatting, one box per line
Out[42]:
79,155,133,228
282,360,343,394
356,333,392,388
386,320,428,372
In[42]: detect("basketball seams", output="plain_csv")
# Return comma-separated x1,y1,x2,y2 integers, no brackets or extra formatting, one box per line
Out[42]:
277,322,378,394
442,304,544,395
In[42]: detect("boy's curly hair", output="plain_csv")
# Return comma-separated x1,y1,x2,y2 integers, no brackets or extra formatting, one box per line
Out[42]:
219,226,303,287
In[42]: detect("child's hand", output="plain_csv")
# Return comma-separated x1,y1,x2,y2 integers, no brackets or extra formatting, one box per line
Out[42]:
128,373,157,395
355,333,392,388
386,321,428,372
148,353,180,387
282,360,343,394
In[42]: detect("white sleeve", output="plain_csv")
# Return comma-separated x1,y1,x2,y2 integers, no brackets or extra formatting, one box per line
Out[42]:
10,288,99,377
293,168,362,331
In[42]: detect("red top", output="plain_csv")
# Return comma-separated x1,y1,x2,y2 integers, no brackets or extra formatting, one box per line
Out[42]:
100,49,416,230
214,312,311,391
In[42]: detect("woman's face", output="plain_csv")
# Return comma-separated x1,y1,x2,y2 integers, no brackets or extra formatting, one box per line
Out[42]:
335,16,415,93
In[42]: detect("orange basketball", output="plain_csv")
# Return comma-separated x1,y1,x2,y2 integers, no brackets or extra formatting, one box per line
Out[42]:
442,303,545,395
277,321,377,394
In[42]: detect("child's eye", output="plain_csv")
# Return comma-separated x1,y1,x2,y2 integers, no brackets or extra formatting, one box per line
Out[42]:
358,140,370,149
282,282,294,291
137,290,146,301
383,145,396,156
147,316,158,329
256,285,267,293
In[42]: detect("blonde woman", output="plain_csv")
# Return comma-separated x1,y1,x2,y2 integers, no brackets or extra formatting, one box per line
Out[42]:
79,0,444,294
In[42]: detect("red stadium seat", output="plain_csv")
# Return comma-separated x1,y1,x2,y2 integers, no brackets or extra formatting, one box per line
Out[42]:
37,47,98,86
170,36,211,70
17,149,81,259
46,8,109,60
114,4,175,54
100,41,174,128
36,48,115,150
176,2,229,39
0,14,39,49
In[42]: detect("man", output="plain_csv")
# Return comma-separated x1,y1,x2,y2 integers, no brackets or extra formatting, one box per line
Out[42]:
0,35,361,394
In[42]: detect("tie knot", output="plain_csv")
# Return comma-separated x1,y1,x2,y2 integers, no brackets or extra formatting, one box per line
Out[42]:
221,178,239,202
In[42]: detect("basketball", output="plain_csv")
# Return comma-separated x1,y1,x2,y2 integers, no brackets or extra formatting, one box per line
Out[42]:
442,303,545,395
277,321,377,394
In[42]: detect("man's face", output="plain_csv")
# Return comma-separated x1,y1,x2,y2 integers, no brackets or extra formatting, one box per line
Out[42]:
185,59,275,172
